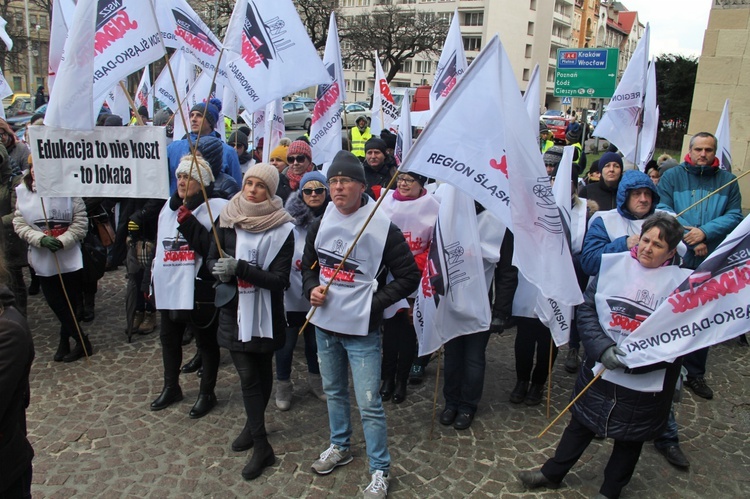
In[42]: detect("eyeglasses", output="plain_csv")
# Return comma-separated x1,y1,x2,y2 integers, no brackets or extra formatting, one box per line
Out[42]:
287,155,308,163
328,177,354,186
396,176,416,185
302,187,326,196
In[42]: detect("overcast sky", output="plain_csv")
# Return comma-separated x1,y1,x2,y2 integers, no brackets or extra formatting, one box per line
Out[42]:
619,0,713,58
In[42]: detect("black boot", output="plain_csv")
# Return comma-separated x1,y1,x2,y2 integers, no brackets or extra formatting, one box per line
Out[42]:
53,336,70,362
150,385,183,411
82,292,96,322
232,422,254,452
379,378,395,401
181,352,202,373
28,270,39,296
189,392,217,419
392,380,407,404
63,335,93,363
241,438,275,480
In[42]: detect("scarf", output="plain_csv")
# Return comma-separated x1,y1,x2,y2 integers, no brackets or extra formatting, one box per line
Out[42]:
683,152,719,168
392,188,425,202
286,164,312,191
219,192,293,233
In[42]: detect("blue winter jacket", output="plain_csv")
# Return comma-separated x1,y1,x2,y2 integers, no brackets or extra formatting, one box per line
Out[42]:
657,161,743,269
580,170,659,276
166,131,242,195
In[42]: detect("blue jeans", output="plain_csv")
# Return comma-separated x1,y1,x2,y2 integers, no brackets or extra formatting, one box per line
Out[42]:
316,328,390,474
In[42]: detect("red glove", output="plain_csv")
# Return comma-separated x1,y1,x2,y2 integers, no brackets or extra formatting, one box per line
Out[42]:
176,205,192,224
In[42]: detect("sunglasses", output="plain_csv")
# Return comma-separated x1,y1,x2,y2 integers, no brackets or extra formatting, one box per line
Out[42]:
302,187,326,196
287,154,308,163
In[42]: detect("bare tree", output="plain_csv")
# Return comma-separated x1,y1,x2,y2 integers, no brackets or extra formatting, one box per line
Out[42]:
0,1,30,84
294,0,339,50
339,5,449,82
30,0,52,17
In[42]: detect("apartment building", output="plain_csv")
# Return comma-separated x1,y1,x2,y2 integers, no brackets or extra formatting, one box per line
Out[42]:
0,1,50,94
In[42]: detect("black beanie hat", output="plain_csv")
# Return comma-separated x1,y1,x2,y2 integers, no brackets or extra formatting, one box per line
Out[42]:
365,137,388,154
327,150,367,185
380,129,397,150
103,115,123,127
543,145,564,166
566,122,582,143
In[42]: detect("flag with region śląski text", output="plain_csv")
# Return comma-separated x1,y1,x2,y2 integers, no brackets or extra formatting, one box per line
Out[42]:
394,92,412,166
262,99,284,163
414,185,490,356
620,215,750,368
134,66,153,121
716,99,732,172
401,35,582,309
153,50,186,114
429,9,467,115
156,0,228,86
310,13,345,173
370,51,398,135
593,24,650,165
222,0,330,115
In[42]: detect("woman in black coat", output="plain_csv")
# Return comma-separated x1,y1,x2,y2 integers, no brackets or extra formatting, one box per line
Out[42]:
207,163,293,482
519,213,689,499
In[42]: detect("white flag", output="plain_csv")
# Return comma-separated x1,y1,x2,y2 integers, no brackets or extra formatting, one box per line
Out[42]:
414,185,490,356
620,215,750,368
636,59,658,171
523,64,541,142
223,0,330,114
401,35,582,309
716,99,732,172
153,50,186,113
156,0,228,86
593,24,650,163
0,69,11,120
248,109,264,148
430,9,467,115
48,0,76,92
370,52,399,136
134,66,153,120
103,81,130,123
394,92,412,166
310,13,344,170
261,99,284,163
222,85,239,123
0,15,12,51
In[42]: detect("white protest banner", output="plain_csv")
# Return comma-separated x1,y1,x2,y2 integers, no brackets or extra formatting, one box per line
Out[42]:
593,24,650,164
310,13,344,170
48,0,76,92
523,64,541,141
414,185,489,356
430,9,467,115
261,99,284,163
636,59,658,171
156,0,228,86
0,69,12,120
716,99,732,172
621,215,750,368
401,35,582,309
370,52,398,135
29,126,169,199
394,92,412,166
223,0,330,114
134,66,153,119
0,15,12,51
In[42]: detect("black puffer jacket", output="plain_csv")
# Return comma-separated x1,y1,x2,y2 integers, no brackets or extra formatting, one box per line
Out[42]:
572,275,681,441
206,225,294,353
301,196,420,334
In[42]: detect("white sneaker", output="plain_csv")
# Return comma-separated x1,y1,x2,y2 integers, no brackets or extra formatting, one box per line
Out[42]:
311,444,353,475
363,470,389,498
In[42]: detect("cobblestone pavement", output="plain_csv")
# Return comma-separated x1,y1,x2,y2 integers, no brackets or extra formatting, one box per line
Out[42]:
24,269,750,498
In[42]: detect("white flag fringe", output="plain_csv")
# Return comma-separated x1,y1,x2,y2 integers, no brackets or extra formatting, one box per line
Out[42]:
310,13,344,171
620,215,750,368
222,0,330,114
370,52,398,135
414,185,490,356
261,99,284,163
593,24,650,164
401,35,582,309
429,9,467,115
716,99,732,172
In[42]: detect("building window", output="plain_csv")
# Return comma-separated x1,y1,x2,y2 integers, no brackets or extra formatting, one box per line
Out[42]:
339,0,371,7
523,68,530,81
29,14,37,25
415,60,432,74
463,37,481,52
13,76,22,91
437,12,451,23
525,44,532,58
402,60,413,73
530,0,537,10
463,12,484,26
353,80,366,93
39,15,48,29
527,22,535,36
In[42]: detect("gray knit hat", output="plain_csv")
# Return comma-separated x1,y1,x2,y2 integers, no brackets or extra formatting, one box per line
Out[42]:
327,150,367,185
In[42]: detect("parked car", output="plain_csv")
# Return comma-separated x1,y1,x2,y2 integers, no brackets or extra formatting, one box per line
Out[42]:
340,103,371,128
542,116,573,144
283,101,312,130
7,104,46,130
293,97,316,112
4,96,34,118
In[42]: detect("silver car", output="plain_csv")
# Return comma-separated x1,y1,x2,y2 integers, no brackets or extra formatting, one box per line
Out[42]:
283,101,312,130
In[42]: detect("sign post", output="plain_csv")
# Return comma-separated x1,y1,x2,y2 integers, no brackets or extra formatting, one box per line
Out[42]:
554,48,619,99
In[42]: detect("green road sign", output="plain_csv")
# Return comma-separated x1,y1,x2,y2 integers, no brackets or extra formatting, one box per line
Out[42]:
554,48,619,98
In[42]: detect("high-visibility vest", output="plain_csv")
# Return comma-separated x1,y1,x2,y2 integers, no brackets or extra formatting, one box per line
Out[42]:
541,140,554,153
351,127,372,158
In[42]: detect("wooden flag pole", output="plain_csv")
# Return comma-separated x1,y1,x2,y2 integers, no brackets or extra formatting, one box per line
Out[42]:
538,371,603,438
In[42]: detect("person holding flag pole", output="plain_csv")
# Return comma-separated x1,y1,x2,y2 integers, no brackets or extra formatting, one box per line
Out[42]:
520,212,691,499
